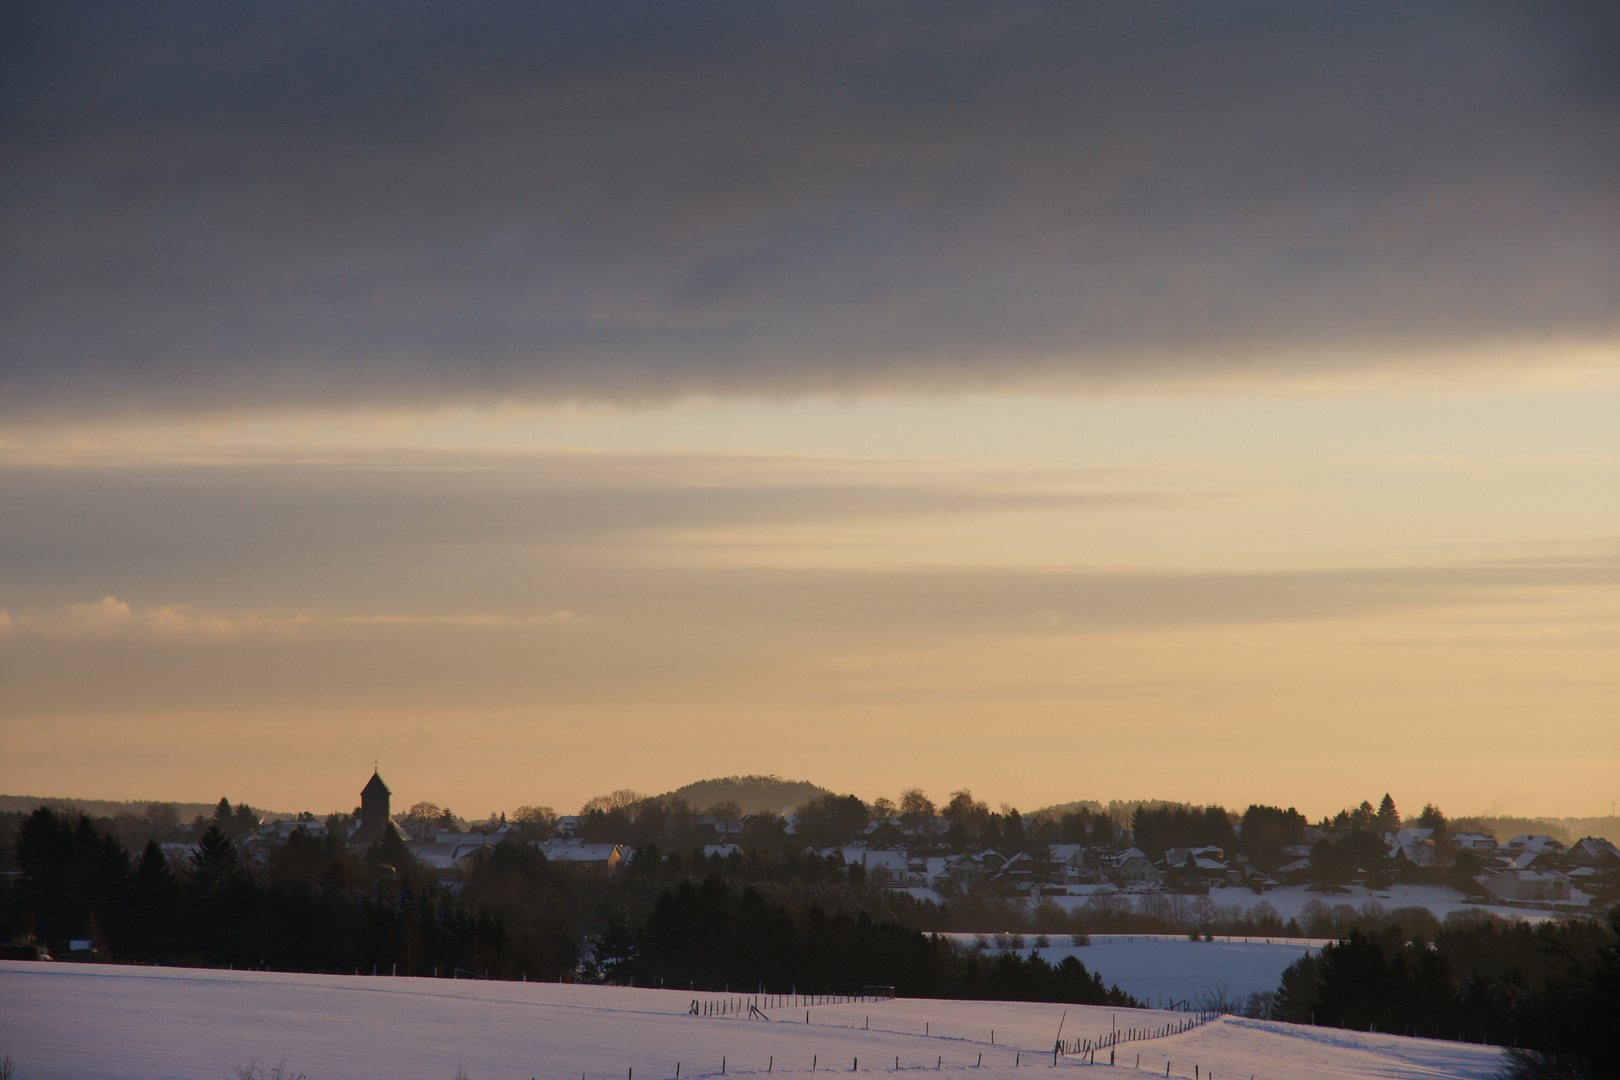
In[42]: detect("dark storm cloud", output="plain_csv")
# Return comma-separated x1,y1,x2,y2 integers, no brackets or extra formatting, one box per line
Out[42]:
3,2,1617,415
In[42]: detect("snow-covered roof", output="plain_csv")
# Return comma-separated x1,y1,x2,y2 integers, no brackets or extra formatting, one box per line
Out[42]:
862,850,910,872
1505,834,1563,852
540,843,621,863
1490,868,1569,883
1570,837,1620,862
432,831,505,846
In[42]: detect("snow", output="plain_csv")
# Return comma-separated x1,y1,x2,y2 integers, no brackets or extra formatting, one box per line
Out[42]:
1193,883,1559,923
945,936,1322,1006
0,962,1504,1080
899,882,1565,924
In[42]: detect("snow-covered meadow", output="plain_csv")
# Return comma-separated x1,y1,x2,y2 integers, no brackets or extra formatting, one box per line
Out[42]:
946,935,1325,1007
0,961,1505,1080
898,883,1566,928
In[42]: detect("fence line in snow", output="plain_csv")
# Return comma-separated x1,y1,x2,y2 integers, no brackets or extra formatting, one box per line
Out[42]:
691,993,894,1018
1056,1011,1216,1059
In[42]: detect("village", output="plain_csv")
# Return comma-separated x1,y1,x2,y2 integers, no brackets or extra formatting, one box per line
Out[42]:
223,771,1618,921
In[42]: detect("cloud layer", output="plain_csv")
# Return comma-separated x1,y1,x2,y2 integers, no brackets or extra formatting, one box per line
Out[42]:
4,3,1617,415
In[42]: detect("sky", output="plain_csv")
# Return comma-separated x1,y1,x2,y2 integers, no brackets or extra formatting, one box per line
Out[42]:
1,3,1617,821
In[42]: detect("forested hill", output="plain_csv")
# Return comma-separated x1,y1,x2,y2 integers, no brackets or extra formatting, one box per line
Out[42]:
660,776,834,815
0,795,294,823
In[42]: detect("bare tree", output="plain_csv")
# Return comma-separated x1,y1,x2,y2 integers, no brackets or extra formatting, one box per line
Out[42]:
899,789,936,835
401,801,444,841
706,800,743,828
581,789,644,815
145,801,180,837
511,805,558,831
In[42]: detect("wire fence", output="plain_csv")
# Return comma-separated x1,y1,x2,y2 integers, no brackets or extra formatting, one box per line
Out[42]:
691,993,894,1018
1057,1012,1216,1059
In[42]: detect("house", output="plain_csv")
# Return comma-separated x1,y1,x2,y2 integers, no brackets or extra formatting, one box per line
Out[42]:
1109,848,1160,885
405,833,504,870
1510,848,1559,872
408,841,476,870
1047,845,1104,885
433,827,515,846
1392,839,1439,869
403,826,517,869
1504,835,1566,856
1275,856,1313,885
859,849,911,886
918,855,954,888
698,816,746,840
940,852,991,885
1162,847,1232,889
254,819,328,843
861,819,906,845
533,838,623,876
1385,828,1443,869
1568,837,1620,867
1482,869,1572,904
1450,833,1498,853
997,853,1043,888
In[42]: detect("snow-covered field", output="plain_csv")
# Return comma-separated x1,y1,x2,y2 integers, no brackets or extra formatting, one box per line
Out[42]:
946,936,1323,1007
899,883,1566,925
0,962,1505,1080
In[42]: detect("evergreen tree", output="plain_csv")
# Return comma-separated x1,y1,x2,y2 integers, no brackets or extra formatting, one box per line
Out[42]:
996,808,1024,853
192,825,241,890
231,803,260,837
1417,804,1448,835
128,840,181,959
15,807,129,949
1239,805,1307,872
1376,794,1399,834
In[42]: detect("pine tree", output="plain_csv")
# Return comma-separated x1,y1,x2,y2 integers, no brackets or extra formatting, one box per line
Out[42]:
192,825,240,889
130,840,181,959
1376,794,1399,834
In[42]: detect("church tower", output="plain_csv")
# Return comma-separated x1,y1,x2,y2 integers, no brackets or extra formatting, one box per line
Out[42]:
350,767,396,847
360,769,391,822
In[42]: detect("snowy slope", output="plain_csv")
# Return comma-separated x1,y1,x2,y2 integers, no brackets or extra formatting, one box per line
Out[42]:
898,883,1567,924
943,936,1321,1007
0,962,1504,1080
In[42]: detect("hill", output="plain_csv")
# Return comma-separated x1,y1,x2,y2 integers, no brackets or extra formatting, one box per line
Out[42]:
1451,814,1620,845
0,795,293,823
0,964,1507,1080
658,775,834,815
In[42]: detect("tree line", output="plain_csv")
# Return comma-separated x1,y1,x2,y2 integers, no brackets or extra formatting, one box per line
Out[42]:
592,875,1137,1006
1261,909,1619,1079
0,807,1121,1006
1,808,577,980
